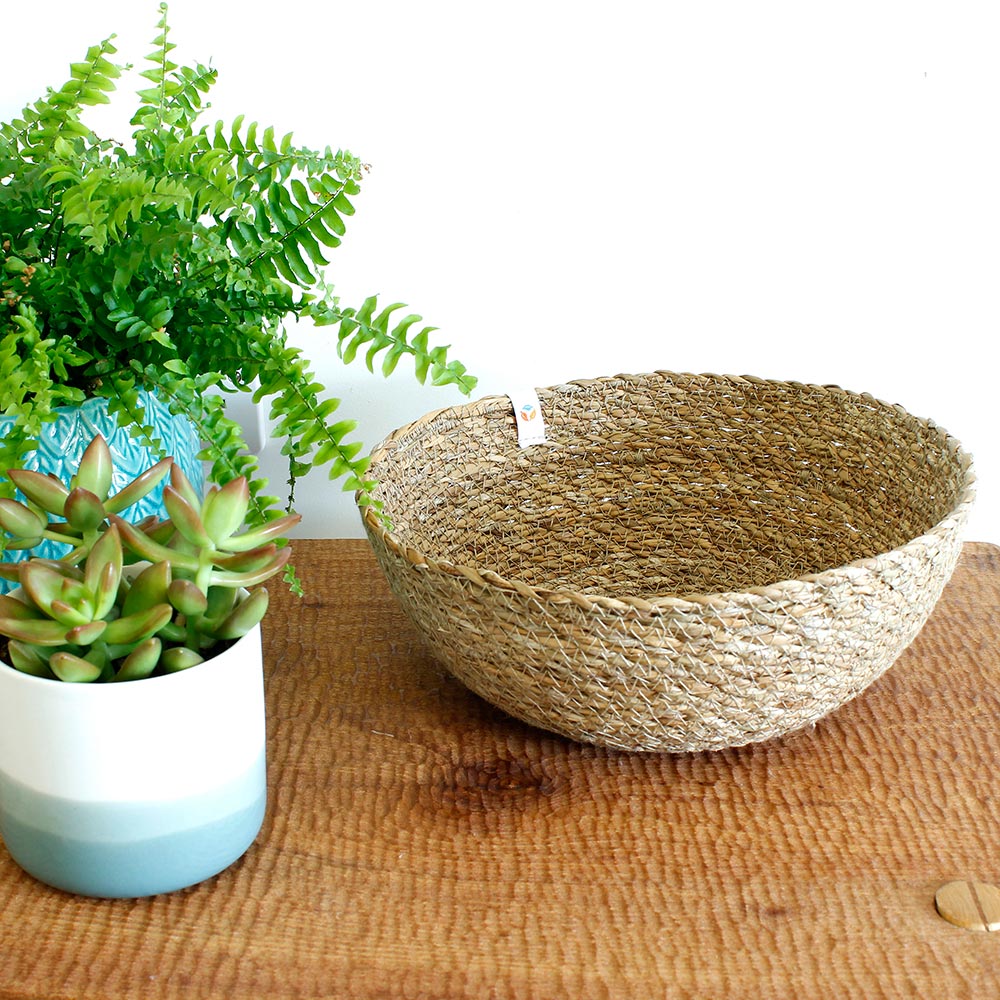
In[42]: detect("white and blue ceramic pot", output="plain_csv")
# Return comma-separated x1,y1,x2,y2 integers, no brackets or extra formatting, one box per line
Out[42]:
0,391,205,585
0,626,266,898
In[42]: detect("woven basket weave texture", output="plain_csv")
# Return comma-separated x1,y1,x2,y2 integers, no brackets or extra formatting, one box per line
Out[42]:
361,372,975,752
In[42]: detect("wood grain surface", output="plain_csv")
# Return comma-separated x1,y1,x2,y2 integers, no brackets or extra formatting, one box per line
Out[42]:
1,539,999,1000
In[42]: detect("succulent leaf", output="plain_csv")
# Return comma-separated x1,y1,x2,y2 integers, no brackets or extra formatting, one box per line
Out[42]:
110,515,199,571
115,637,162,681
219,512,301,553
71,435,114,500
21,562,91,619
64,487,108,533
105,458,173,515
84,523,124,598
210,545,291,587
93,561,121,620
7,641,52,677
201,477,250,543
204,585,237,622
27,559,85,582
140,517,177,546
162,486,213,546
6,470,69,517
161,646,204,672
156,621,187,643
214,586,269,639
168,463,201,509
167,578,208,616
66,620,108,645
212,543,280,573
0,616,71,646
0,594,41,621
49,599,92,628
50,651,104,683
0,498,47,540
102,603,173,645
121,560,172,615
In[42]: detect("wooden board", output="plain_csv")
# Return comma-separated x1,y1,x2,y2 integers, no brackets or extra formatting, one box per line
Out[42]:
1,539,999,999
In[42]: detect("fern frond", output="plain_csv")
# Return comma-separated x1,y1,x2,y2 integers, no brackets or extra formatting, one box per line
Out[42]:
104,286,174,348
249,333,373,496
102,373,163,457
133,3,177,126
0,38,120,165
190,117,362,284
309,294,478,394
1,4,477,538
132,361,284,531
0,309,87,491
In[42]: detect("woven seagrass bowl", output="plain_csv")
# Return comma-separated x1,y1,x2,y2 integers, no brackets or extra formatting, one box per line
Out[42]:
360,371,976,752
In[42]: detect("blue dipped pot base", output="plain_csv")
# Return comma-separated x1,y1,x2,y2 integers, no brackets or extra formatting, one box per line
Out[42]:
0,753,266,898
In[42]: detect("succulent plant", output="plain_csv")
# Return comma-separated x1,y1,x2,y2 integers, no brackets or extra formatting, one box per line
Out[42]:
0,434,298,682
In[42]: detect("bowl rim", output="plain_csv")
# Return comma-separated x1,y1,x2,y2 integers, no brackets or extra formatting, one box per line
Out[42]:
358,371,977,614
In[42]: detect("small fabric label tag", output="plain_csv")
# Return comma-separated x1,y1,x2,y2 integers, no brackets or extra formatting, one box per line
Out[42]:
508,388,548,448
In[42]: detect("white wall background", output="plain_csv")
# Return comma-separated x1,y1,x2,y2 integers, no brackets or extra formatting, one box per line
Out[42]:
3,1,997,541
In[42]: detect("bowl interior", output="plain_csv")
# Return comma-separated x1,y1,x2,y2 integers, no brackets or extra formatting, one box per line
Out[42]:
369,375,971,599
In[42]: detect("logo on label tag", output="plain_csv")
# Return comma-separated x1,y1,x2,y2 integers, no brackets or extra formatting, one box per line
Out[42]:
508,389,548,448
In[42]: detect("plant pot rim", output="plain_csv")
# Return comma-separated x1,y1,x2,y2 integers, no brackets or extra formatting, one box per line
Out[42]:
0,630,255,695
0,581,257,693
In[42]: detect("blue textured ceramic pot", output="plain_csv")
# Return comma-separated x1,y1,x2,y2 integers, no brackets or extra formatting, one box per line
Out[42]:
0,624,266,898
0,392,204,585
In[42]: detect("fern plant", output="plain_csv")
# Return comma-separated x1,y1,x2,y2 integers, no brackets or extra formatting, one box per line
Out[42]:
0,3,475,534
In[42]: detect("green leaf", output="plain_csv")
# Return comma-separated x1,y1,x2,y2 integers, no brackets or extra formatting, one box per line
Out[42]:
115,637,162,681
161,646,204,672
102,603,172,645
50,651,103,683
